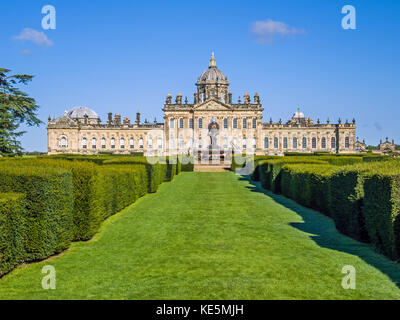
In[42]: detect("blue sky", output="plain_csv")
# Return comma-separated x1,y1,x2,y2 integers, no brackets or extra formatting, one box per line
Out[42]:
1,0,399,151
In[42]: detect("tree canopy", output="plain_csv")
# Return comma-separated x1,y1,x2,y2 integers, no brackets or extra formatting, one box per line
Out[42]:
0,68,42,156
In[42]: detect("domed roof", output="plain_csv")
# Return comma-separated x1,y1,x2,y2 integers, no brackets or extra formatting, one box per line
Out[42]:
67,106,99,119
293,108,305,118
199,53,228,82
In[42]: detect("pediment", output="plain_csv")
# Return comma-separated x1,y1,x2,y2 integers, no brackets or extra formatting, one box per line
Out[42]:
194,99,231,111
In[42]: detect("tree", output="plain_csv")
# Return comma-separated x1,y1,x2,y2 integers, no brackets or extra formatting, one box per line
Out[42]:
0,68,42,156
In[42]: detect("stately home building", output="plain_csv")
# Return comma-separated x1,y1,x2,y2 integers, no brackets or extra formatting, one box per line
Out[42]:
47,53,356,156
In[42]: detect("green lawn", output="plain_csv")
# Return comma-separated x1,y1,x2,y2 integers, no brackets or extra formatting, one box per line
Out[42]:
1,172,400,299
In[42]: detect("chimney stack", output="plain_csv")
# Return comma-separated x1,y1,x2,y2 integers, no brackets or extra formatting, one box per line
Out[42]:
136,112,141,125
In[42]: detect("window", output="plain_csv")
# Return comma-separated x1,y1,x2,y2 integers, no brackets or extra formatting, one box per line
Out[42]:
243,138,247,150
92,138,97,149
198,137,202,149
59,137,67,148
101,138,106,149
264,137,269,149
179,138,184,150
169,137,174,149
293,137,298,149
224,118,228,129
158,138,163,149
189,118,193,129
331,137,336,149
233,118,238,129
321,137,326,149
223,137,228,149
283,137,288,149
274,137,278,149
252,118,257,129
111,138,115,149
302,137,307,149
139,138,143,149
120,138,125,149
148,137,153,149
82,138,87,149
179,118,184,129
312,137,316,149
129,138,134,149
233,138,238,149
221,92,225,103
345,137,350,148
199,118,203,129
243,118,247,129
189,138,193,148
169,118,174,129
252,138,256,149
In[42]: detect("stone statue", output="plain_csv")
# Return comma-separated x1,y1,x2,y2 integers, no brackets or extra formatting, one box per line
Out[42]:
208,118,220,150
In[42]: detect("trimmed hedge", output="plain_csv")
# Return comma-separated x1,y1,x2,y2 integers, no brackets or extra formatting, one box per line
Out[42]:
0,165,74,261
280,164,336,215
362,165,400,260
0,193,26,276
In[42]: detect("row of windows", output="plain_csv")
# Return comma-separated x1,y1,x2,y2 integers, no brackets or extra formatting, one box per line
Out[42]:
77,137,163,149
263,137,349,149
169,118,257,129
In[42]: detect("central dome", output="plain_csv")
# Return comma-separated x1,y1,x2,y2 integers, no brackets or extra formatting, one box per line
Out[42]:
67,106,99,119
199,53,228,82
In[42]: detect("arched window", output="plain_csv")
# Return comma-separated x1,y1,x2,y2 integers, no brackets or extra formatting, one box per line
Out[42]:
148,137,153,149
321,137,326,149
331,137,336,149
101,137,106,149
224,118,228,129
274,137,279,149
312,137,316,149
242,138,247,150
243,118,247,129
252,118,257,129
189,118,193,129
59,136,67,148
158,138,163,149
179,118,184,129
233,118,238,129
264,137,269,149
139,138,143,149
129,138,134,149
345,137,350,148
221,91,225,103
179,137,184,149
302,137,307,149
120,138,125,149
293,137,298,149
169,118,174,129
283,137,288,149
92,137,97,149
198,118,203,129
111,138,115,149
82,137,87,149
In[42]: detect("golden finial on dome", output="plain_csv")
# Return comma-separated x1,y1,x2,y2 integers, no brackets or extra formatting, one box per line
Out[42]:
209,52,216,67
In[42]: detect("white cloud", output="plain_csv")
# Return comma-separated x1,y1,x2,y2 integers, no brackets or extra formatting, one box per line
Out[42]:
251,19,305,43
21,49,33,56
13,28,53,47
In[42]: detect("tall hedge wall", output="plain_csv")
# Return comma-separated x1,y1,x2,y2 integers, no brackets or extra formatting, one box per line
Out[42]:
0,193,26,276
0,165,74,261
362,166,400,260
0,155,180,276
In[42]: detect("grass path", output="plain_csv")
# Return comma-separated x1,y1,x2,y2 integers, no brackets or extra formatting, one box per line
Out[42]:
1,172,400,299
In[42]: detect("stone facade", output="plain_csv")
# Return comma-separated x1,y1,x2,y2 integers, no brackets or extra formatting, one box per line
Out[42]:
47,53,357,156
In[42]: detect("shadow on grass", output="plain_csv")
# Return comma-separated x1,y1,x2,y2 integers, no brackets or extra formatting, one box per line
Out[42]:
237,175,400,289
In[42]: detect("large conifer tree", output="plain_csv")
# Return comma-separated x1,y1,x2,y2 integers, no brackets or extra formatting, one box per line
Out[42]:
0,68,42,155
